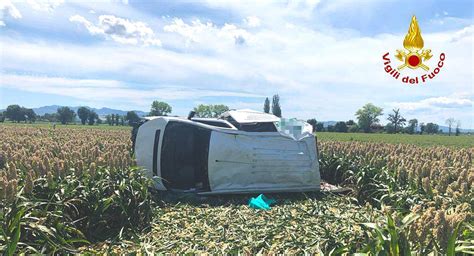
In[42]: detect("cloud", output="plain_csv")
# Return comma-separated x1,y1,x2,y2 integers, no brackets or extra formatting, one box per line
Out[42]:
2,23,472,116
0,36,249,83
428,16,471,27
0,73,263,107
69,14,162,46
163,18,252,46
26,0,64,12
451,25,474,42
286,0,320,17
1,0,473,127
203,0,321,20
388,94,473,128
0,0,22,26
244,16,261,27
392,95,473,112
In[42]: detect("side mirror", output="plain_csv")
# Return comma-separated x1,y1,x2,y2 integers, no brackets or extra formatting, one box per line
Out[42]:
187,111,196,120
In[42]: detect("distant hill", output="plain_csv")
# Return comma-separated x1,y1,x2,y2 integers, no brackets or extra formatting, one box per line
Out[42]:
437,125,473,134
31,105,147,117
322,121,337,127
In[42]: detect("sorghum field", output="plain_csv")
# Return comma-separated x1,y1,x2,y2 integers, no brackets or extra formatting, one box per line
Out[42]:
0,124,472,254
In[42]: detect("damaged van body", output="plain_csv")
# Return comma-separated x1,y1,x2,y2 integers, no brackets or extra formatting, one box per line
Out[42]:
134,109,320,194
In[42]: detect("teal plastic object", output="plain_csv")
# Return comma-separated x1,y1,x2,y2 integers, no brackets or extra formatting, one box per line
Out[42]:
248,194,276,210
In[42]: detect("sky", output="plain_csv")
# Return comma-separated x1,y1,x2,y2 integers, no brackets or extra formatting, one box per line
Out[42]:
0,0,473,128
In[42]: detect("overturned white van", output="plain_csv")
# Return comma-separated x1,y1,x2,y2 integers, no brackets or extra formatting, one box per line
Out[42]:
134,109,320,194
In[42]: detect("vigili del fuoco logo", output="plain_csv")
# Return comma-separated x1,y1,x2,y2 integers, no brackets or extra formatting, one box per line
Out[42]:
383,15,446,84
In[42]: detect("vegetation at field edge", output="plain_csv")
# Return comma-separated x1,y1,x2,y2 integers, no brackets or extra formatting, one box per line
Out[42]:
317,132,473,147
0,122,131,130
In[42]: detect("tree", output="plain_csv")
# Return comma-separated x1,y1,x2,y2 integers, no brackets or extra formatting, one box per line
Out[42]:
387,109,406,133
194,104,213,118
307,119,317,133
455,120,461,136
105,115,112,125
77,107,91,125
385,123,396,133
424,123,439,134
4,105,35,123
42,113,58,122
355,103,383,133
5,105,22,122
263,97,270,113
114,114,120,126
212,104,230,117
316,122,324,132
346,120,358,132
0,111,4,122
419,123,425,134
348,124,359,133
87,111,98,125
445,118,456,136
194,104,229,118
57,107,76,124
334,121,348,133
406,119,418,134
371,123,384,133
149,101,172,116
126,111,140,126
24,108,36,123
271,94,282,117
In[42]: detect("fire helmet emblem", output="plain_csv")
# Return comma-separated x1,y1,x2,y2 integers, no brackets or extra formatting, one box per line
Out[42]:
395,15,433,71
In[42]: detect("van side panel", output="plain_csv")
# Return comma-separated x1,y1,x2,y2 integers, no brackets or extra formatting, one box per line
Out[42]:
207,132,320,193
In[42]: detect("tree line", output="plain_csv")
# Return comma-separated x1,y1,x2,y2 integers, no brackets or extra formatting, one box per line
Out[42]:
146,100,230,118
305,103,463,135
0,105,37,123
0,105,142,126
0,101,464,135
0,101,233,126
